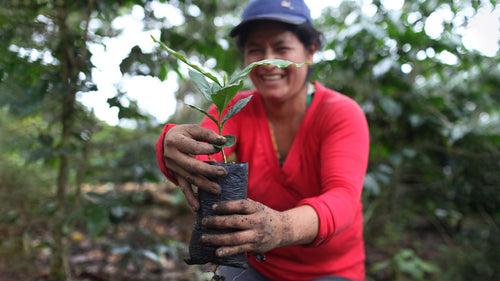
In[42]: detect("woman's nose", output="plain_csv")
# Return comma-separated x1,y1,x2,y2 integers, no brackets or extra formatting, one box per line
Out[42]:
263,49,277,60
260,63,276,71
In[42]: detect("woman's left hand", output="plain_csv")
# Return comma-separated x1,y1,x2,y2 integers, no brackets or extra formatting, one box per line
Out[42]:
200,199,292,257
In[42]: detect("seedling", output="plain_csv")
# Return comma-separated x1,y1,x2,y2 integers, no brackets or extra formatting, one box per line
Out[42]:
152,36,307,162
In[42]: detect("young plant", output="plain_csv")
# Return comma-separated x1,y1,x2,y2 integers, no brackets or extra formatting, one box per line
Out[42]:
152,36,307,163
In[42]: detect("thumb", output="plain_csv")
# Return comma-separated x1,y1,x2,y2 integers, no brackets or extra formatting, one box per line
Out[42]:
187,125,226,146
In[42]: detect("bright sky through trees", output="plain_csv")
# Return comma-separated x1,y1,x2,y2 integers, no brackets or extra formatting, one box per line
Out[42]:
77,1,500,127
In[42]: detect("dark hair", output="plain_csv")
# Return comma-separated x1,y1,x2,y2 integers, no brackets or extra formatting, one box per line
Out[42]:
234,20,324,53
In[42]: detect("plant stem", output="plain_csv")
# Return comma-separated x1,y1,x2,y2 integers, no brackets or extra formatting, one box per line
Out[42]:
218,117,227,163
221,148,227,163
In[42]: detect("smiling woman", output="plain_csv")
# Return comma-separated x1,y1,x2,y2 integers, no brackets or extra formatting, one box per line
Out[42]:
244,22,315,103
156,0,369,280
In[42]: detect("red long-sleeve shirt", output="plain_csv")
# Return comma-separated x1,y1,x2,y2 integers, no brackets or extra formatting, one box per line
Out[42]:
156,82,369,281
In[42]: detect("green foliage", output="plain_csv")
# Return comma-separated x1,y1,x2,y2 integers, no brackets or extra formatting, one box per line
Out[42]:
87,122,164,183
371,248,439,281
311,1,500,280
0,1,166,279
436,217,500,280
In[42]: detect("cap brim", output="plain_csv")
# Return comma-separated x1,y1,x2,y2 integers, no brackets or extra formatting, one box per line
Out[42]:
229,14,307,37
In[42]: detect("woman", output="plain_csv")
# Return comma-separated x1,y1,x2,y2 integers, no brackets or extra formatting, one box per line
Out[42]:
156,0,369,280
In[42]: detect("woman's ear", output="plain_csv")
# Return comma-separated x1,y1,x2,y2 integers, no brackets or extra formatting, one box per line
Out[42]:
306,41,319,62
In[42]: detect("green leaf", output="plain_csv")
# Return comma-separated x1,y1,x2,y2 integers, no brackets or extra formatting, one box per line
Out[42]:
188,69,220,101
141,249,162,264
152,36,222,87
379,96,402,119
85,191,121,206
110,245,132,255
187,104,218,127
211,80,244,116
222,135,236,147
228,59,309,84
84,204,109,238
159,64,168,81
63,208,84,233
213,134,236,149
223,95,253,125
34,242,52,249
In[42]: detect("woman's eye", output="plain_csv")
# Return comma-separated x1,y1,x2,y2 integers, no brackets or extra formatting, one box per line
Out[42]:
276,47,289,53
246,49,263,56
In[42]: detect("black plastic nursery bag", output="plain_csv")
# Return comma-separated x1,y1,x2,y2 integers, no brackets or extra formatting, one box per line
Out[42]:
185,162,248,268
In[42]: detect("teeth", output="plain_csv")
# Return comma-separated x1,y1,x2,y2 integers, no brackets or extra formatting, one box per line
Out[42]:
262,75,283,81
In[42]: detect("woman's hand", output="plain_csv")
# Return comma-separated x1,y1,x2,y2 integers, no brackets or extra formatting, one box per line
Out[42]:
200,200,319,257
200,199,288,257
163,124,227,211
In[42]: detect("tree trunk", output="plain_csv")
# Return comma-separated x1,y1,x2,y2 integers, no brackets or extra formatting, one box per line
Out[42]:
74,119,95,209
49,0,81,279
49,90,75,280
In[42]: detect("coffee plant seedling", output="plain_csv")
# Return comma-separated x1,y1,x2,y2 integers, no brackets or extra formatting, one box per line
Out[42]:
152,36,307,162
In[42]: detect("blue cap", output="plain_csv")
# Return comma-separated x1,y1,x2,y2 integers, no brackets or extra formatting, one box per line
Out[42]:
230,0,313,37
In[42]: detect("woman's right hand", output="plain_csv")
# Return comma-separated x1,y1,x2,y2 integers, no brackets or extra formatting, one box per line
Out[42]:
163,124,228,211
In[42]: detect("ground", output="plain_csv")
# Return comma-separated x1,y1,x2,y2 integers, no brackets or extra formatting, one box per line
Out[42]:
0,182,446,281
0,182,220,281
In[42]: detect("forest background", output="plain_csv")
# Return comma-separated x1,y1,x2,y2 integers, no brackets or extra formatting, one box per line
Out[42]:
0,0,499,280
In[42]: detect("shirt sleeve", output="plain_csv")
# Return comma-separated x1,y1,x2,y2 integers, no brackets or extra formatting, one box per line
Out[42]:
298,97,369,247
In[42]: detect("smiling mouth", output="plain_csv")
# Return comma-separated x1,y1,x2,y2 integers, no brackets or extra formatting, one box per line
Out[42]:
261,74,284,81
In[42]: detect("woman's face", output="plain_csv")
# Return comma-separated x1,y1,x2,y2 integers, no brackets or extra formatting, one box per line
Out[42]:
244,22,316,105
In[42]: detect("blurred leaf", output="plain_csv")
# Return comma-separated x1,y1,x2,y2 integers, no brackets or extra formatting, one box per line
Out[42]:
187,104,218,126
159,64,168,81
188,69,220,100
379,96,402,119
110,244,132,255
152,36,221,86
84,204,109,237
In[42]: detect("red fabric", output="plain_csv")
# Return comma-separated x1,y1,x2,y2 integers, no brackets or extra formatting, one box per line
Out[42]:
156,82,369,281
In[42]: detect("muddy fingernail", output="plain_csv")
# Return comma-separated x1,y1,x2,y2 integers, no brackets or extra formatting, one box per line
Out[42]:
218,168,227,177
213,186,221,195
217,249,225,257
